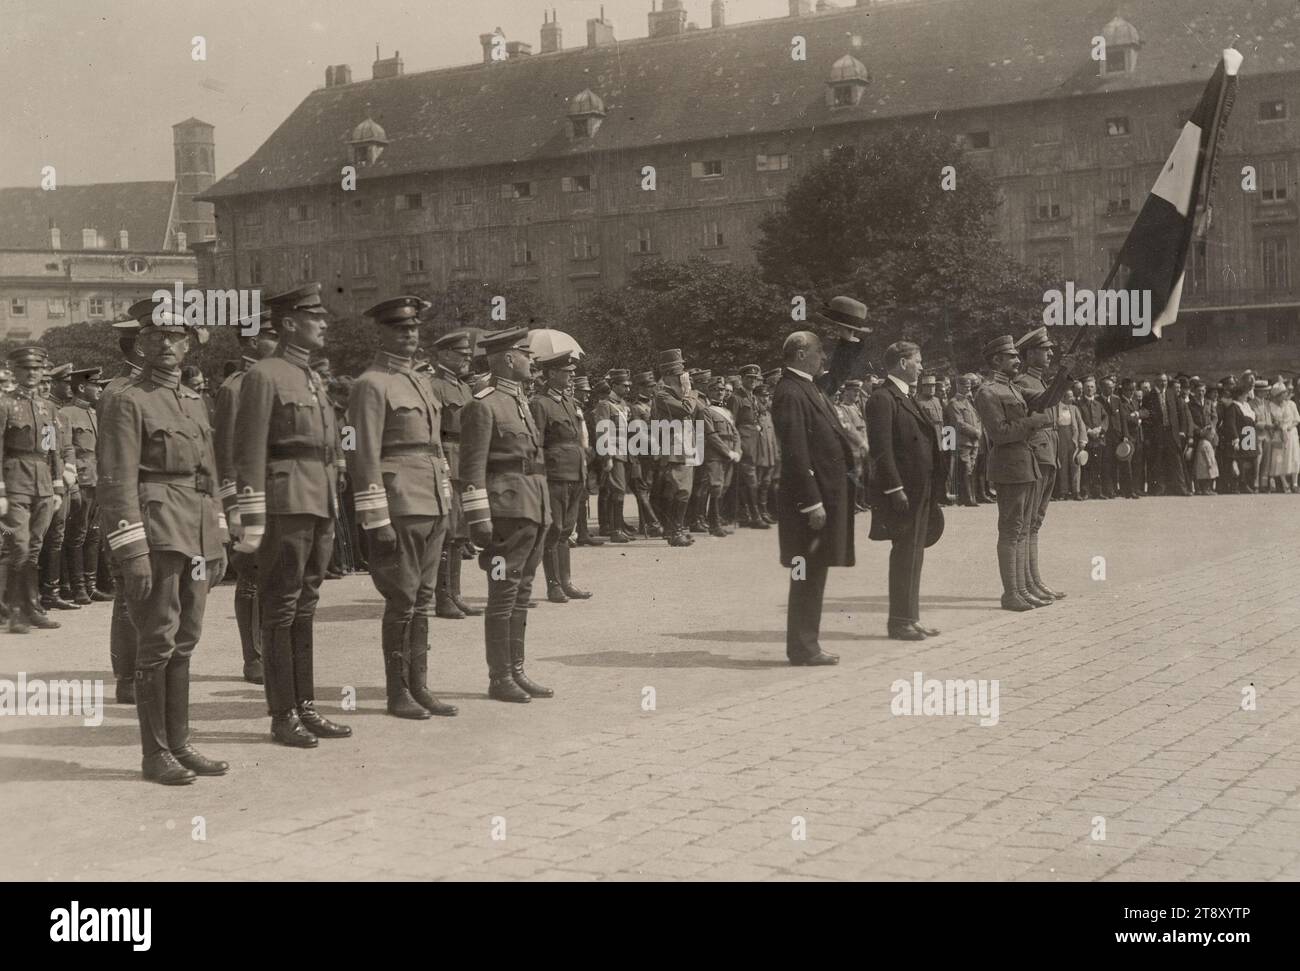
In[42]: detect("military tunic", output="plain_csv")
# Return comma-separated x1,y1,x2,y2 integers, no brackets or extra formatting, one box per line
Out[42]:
60,395,103,593
97,360,143,685
428,364,474,540
0,389,65,575
214,356,262,676
1014,366,1059,536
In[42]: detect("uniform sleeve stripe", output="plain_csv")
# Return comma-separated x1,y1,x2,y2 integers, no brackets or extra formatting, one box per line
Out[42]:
218,482,237,499
107,525,146,549
360,519,392,530
354,497,389,511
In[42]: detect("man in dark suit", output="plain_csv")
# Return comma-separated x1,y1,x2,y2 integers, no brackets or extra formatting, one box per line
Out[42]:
771,330,861,667
1142,372,1193,495
865,341,946,641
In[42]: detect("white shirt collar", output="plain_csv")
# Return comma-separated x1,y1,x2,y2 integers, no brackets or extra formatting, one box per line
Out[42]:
887,374,911,395
785,366,813,382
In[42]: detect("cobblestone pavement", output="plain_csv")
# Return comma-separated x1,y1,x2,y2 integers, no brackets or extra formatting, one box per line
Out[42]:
2,495,1298,881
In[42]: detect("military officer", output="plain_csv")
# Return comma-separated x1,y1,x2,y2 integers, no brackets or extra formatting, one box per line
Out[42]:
628,371,663,537
346,297,458,719
427,330,482,620
530,350,592,604
974,335,1055,612
944,374,983,507
98,295,228,784
214,308,279,684
754,382,779,522
0,347,66,633
1013,326,1066,603
701,376,742,537
38,363,80,611
61,366,112,605
650,350,698,547
591,368,633,543
459,328,554,703
233,283,352,747
730,364,767,528
570,376,605,548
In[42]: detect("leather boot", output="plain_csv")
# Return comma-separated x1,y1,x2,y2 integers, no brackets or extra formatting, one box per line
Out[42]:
110,594,138,694
40,572,78,611
448,550,480,616
435,550,465,619
137,667,196,785
97,563,116,596
558,544,591,599
67,547,91,605
234,581,264,684
165,656,228,775
543,546,568,603
407,615,457,716
1016,538,1051,607
508,610,553,698
84,539,111,601
270,709,318,748
1027,534,1066,600
5,563,30,634
487,613,529,702
115,678,135,704
297,700,352,738
25,566,60,629
998,537,1033,611
382,619,431,720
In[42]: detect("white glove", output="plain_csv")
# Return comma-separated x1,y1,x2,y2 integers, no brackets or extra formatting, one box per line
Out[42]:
63,467,78,488
51,494,62,513
0,496,7,518
729,450,741,463
233,524,264,554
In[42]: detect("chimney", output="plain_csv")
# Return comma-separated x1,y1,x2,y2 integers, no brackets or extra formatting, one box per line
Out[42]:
118,229,129,250
586,8,615,48
372,47,404,79
648,0,687,39
506,40,532,58
711,0,726,28
540,9,562,53
480,28,504,63
49,223,60,250
325,64,352,87
789,0,812,15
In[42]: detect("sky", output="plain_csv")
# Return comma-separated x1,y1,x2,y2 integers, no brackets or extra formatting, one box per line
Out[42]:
0,0,800,189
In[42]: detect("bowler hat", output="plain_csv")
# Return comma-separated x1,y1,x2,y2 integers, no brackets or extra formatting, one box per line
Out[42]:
1074,448,1089,467
1115,440,1134,461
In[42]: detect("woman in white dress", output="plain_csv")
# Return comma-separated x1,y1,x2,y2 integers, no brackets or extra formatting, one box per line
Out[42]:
1271,382,1300,492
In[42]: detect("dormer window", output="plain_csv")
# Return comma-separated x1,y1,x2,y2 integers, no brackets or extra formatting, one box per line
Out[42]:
567,89,606,141
826,54,869,109
1100,16,1140,76
348,117,389,167
572,118,590,138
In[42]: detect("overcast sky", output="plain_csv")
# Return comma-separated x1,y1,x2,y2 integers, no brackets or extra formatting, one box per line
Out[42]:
0,0,801,189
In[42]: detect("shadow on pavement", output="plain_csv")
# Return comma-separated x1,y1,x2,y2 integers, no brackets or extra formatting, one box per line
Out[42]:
0,756,141,783
545,649,795,669
664,630,886,643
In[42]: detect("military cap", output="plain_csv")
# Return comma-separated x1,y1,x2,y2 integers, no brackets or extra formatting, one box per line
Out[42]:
573,376,592,392
739,364,762,378
919,374,937,386
656,348,685,374
364,295,431,326
691,368,713,384
46,362,74,381
238,306,277,338
111,315,141,331
126,293,210,344
632,370,656,386
478,327,532,355
266,282,328,316
1014,326,1055,351
764,367,783,382
1254,378,1270,391
432,330,473,352
843,379,864,389
70,366,103,386
539,350,578,371
606,368,631,383
7,346,47,368
707,375,728,391
982,334,1018,360
812,295,873,334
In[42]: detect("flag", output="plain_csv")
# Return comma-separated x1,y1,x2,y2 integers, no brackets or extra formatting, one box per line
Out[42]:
1096,49,1241,360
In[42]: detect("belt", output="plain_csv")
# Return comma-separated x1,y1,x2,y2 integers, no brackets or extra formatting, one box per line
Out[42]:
269,444,329,461
487,457,542,475
139,470,214,495
381,442,444,459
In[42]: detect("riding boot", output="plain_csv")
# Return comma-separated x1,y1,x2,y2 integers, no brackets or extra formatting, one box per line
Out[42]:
382,619,430,719
544,545,568,602
407,615,457,716
487,613,529,702
558,544,591,599
1017,536,1051,607
1027,533,1066,600
137,666,196,785
165,655,228,775
110,587,137,700
596,490,610,536
292,617,352,737
234,579,263,683
508,610,552,698
435,549,464,619
67,546,91,605
5,561,30,634
448,549,480,616
999,536,1033,611
25,565,60,628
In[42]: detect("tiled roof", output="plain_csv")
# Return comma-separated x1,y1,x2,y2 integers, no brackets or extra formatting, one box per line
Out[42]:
200,0,1300,201
0,181,177,250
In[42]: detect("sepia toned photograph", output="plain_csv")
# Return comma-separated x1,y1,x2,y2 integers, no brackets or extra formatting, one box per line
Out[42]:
0,0,1296,927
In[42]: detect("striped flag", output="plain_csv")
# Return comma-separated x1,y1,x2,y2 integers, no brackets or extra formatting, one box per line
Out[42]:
1096,49,1242,359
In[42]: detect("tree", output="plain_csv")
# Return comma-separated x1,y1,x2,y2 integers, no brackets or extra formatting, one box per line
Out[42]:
565,258,790,378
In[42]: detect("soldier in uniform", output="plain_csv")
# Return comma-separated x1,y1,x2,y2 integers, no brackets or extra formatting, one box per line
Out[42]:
1013,327,1067,603
214,309,279,684
754,383,779,522
233,283,352,747
98,296,229,784
570,376,605,548
347,297,458,719
627,371,662,537
590,368,633,543
427,330,482,620
731,364,769,529
39,363,80,612
944,374,983,507
0,347,66,633
459,328,554,704
701,376,742,537
651,351,698,547
61,366,113,605
531,351,593,604
835,380,870,511
974,335,1056,612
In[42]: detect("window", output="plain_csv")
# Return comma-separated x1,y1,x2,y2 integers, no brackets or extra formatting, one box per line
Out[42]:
88,297,105,317
287,204,314,222
572,118,590,138
634,227,652,254
1261,237,1291,290
501,182,534,200
47,298,65,317
351,197,377,216
703,220,724,248
1105,116,1131,136
454,237,472,269
561,175,592,193
965,130,991,150
1260,159,1289,203
571,227,596,260
249,254,264,284
395,193,424,211
353,247,371,276
452,187,473,207
406,238,426,272
1034,189,1061,220
81,229,97,248
756,153,791,172
832,85,856,108
300,250,313,281
241,209,262,227
1031,124,1062,145
1105,169,1132,214
512,236,533,265
125,256,149,274
1259,100,1287,122
691,160,724,179
9,297,26,317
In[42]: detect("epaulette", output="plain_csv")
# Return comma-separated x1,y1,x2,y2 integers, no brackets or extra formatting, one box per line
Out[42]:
474,387,495,399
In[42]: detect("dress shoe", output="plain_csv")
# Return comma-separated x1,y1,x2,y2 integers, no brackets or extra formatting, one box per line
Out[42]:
296,701,352,738
1021,590,1053,608
790,652,839,667
435,602,465,620
645,524,664,537
1032,582,1066,601
42,593,79,611
576,535,607,547
488,675,531,703
608,530,632,543
888,626,926,641
561,582,591,599
912,621,941,636
547,582,570,604
709,526,728,538
451,596,482,617
172,745,229,776
142,751,197,786
271,711,318,748
961,500,979,507
115,678,135,704
1000,593,1035,612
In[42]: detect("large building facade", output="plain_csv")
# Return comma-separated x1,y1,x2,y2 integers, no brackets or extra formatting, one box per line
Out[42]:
0,119,214,342
198,0,1300,375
